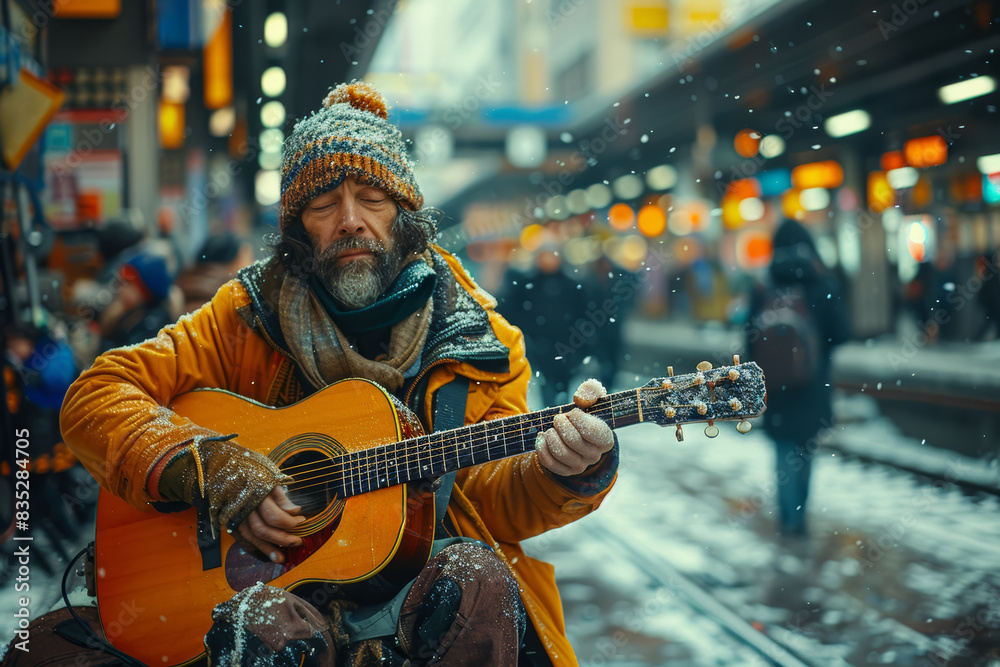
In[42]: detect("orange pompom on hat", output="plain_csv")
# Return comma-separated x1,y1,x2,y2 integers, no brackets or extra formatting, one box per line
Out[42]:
279,81,423,230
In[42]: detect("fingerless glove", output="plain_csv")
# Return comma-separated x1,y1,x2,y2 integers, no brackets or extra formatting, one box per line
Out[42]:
158,436,292,534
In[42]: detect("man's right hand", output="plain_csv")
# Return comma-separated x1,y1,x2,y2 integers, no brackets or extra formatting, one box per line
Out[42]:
235,485,304,563
158,437,306,563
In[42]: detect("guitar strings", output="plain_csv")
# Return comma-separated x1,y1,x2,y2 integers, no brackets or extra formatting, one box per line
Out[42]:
278,374,740,478
282,377,744,491
275,393,624,474
284,404,614,493
283,378,749,497
281,397,633,496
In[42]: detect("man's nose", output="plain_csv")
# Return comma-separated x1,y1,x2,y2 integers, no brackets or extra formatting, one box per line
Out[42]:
335,198,365,236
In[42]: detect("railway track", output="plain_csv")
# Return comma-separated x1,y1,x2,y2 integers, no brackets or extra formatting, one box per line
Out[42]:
591,517,812,667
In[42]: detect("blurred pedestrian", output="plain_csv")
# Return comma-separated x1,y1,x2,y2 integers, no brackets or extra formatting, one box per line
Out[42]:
976,250,1000,340
747,219,849,537
500,244,590,407
3,317,91,563
175,232,255,313
98,245,181,350
582,254,637,390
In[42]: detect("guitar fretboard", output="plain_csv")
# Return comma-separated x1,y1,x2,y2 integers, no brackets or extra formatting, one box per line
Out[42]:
328,389,643,498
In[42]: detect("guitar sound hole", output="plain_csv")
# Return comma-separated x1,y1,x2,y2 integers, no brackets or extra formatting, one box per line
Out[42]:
281,450,340,518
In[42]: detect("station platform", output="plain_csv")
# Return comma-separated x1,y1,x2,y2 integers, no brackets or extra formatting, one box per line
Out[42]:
531,418,1000,665
618,319,1000,470
622,319,1000,404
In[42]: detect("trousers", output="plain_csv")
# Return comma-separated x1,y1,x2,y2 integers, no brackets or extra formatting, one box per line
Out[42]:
774,437,812,536
204,542,527,666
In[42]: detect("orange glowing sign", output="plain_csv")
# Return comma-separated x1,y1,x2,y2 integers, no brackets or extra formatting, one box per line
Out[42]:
781,189,804,220
881,151,905,172
736,231,773,269
726,178,761,200
53,0,120,17
609,203,636,230
904,135,948,168
867,171,895,213
637,204,667,237
203,10,234,110
159,100,185,150
733,129,761,158
791,160,844,190
913,176,933,209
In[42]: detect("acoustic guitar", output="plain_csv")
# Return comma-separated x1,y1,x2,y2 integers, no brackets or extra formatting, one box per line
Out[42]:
94,359,765,666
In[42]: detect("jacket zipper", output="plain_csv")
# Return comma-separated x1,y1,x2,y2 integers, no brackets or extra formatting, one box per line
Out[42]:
403,357,457,407
254,314,294,358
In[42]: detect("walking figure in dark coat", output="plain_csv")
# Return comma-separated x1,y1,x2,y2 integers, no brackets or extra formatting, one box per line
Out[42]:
747,219,850,537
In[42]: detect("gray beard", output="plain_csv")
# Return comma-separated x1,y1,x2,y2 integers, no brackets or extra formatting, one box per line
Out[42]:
314,237,405,310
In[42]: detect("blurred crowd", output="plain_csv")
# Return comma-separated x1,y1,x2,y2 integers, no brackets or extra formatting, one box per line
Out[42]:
1,218,255,574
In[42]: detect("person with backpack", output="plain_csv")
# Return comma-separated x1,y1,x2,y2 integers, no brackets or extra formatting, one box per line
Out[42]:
746,219,850,537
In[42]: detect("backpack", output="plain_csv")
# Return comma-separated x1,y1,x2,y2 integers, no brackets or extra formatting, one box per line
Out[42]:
749,284,820,389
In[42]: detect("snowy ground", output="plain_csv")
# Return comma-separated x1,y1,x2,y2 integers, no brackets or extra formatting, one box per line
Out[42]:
525,384,1000,666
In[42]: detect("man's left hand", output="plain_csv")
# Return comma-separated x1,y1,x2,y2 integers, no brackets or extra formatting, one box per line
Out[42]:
535,379,614,477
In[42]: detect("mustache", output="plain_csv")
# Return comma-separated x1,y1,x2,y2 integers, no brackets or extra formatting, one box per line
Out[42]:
316,236,388,263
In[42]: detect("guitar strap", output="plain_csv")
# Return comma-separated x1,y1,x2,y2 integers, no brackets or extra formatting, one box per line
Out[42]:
431,375,469,531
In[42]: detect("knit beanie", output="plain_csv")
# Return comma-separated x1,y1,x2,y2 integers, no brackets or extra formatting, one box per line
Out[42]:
121,251,173,303
279,81,423,231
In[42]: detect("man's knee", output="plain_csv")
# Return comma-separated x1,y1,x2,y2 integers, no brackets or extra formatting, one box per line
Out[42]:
398,542,526,661
205,583,335,667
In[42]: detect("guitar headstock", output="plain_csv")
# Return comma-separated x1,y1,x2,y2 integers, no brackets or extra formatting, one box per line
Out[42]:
637,357,766,440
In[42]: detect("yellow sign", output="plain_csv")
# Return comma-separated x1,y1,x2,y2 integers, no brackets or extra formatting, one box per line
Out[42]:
0,70,65,170
627,3,670,35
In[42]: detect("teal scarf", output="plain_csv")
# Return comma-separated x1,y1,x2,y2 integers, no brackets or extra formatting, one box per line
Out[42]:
310,259,437,335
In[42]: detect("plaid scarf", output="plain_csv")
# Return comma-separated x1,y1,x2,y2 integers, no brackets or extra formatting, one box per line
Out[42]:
278,255,434,393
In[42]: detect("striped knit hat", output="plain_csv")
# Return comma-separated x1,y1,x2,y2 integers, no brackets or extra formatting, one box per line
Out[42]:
279,81,423,230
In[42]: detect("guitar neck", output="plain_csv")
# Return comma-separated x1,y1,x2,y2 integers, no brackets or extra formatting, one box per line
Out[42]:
336,389,643,497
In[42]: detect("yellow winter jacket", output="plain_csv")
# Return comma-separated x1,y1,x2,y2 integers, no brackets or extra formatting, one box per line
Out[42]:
61,246,617,667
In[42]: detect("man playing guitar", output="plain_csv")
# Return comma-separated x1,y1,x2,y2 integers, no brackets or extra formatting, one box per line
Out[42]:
61,81,617,667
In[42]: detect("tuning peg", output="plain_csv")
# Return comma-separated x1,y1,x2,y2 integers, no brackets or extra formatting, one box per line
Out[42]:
733,354,741,365
704,421,719,438
697,361,713,372
736,420,753,434
675,425,684,442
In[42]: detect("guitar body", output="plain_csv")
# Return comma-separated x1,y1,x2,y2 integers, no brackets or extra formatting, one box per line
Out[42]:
94,379,435,667
91,361,768,667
